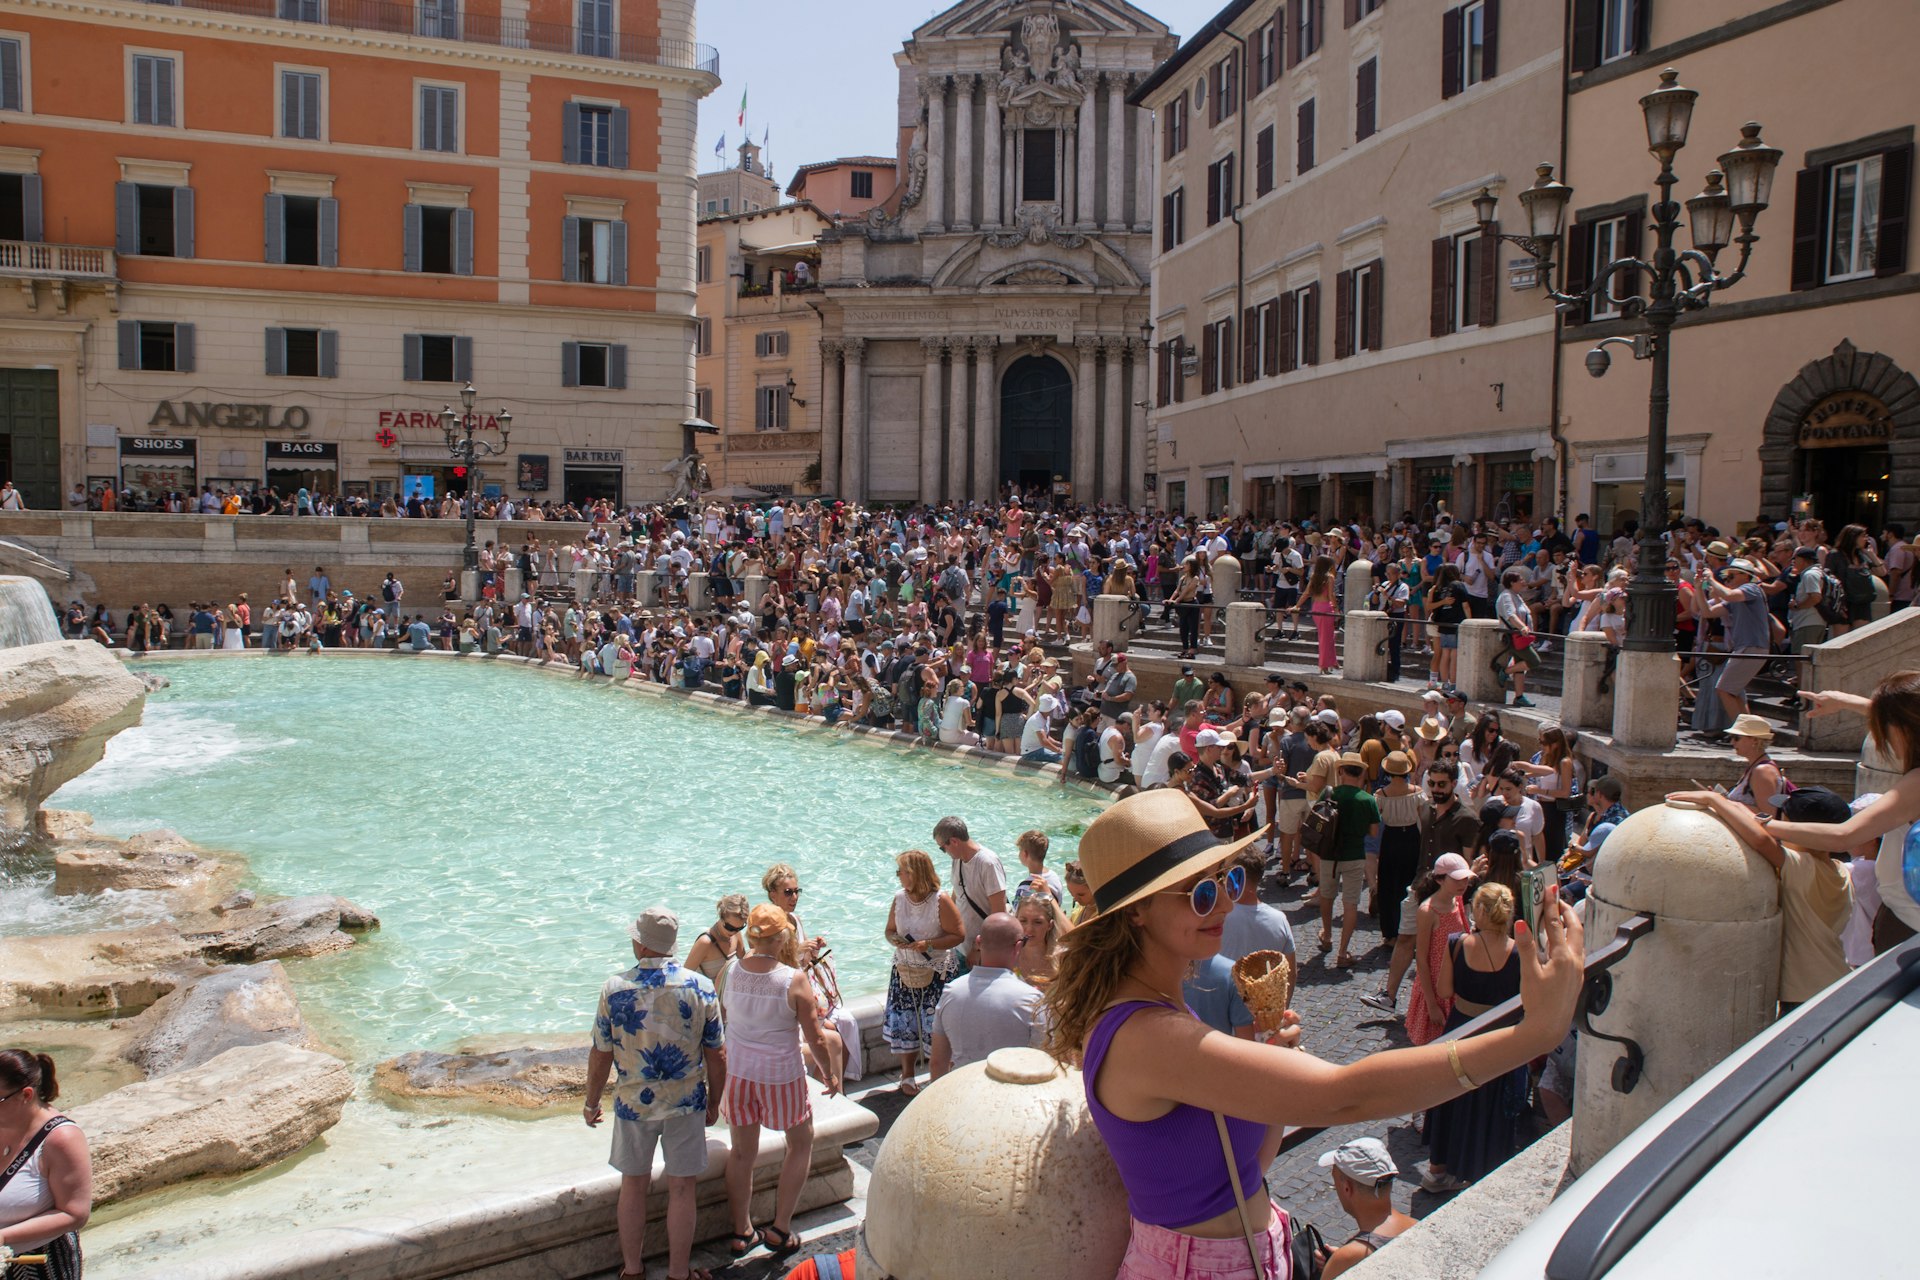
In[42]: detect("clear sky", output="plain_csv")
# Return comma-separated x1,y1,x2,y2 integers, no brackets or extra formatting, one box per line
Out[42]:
693,0,1226,184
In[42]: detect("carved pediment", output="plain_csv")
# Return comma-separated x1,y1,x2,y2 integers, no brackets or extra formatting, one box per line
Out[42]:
995,265,1075,287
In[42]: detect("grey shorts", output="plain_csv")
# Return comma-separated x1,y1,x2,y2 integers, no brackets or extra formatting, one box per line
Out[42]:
609,1109,708,1178
1717,649,1768,696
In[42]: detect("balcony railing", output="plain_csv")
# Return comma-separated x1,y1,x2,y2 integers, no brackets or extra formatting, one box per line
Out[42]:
0,241,116,279
141,0,719,75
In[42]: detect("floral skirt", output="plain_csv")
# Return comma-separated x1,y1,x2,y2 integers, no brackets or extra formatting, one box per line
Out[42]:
882,965,948,1054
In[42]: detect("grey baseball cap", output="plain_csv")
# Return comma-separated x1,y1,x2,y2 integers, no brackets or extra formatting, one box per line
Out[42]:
1318,1137,1398,1185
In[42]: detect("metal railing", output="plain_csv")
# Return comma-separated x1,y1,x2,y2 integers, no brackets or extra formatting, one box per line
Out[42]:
141,0,720,74
0,241,116,278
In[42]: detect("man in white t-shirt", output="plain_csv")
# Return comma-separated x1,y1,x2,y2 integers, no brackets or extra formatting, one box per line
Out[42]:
934,816,1008,963
1495,771,1546,864
1141,723,1186,789
1021,694,1064,763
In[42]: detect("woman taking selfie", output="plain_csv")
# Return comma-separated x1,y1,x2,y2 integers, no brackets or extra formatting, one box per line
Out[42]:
1046,791,1584,1279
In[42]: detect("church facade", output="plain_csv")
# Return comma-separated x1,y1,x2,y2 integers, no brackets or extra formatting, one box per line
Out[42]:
812,0,1176,506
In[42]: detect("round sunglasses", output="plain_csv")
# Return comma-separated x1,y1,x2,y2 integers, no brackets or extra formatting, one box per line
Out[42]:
1160,865,1246,916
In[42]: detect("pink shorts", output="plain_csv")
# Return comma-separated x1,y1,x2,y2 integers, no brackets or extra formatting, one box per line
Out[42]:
722,1075,812,1131
1115,1203,1293,1280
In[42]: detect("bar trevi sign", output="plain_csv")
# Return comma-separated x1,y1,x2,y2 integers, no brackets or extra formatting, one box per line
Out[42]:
150,400,312,431
1799,391,1894,449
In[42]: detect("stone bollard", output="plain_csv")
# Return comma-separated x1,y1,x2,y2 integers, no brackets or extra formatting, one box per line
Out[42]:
857,1047,1128,1280
1343,559,1374,616
1611,649,1681,749
1224,601,1266,669
1091,594,1134,651
1212,553,1242,607
744,574,768,609
573,568,593,605
634,571,658,608
1571,802,1781,1176
686,572,710,613
1561,631,1616,732
1870,574,1891,622
1343,610,1388,683
1456,618,1507,705
502,568,525,602
459,569,480,603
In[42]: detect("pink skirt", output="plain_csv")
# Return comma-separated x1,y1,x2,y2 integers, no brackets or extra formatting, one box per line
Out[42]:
1115,1202,1292,1280
722,1075,812,1131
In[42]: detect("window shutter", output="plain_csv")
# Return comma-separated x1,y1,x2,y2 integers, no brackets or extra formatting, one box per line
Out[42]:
1201,324,1217,395
611,106,630,169
1206,164,1221,226
1278,290,1298,373
1297,99,1314,173
453,336,473,382
19,173,41,243
281,71,298,137
1302,283,1321,367
1345,0,1360,27
117,319,138,371
1876,143,1912,278
134,55,153,123
157,57,175,126
1286,5,1300,67
562,216,581,281
1173,340,1186,402
1477,225,1500,327
1569,0,1602,72
403,333,424,382
1356,58,1377,142
420,86,437,151
1219,318,1233,390
173,186,194,258
1256,127,1274,195
174,323,195,373
453,207,474,275
1563,219,1592,323
1789,167,1822,291
1163,109,1175,161
562,340,581,387
1363,259,1384,351
610,219,628,286
318,329,338,379
1431,236,1453,336
1157,342,1172,406
1442,6,1464,99
0,39,19,111
1208,63,1222,127
115,182,138,254
1262,299,1281,373
266,327,287,376
1162,192,1175,250
1482,0,1501,78
1241,307,1258,381
1224,155,1235,215
1334,269,1354,359
318,197,339,267
303,72,321,138
608,343,628,390
403,204,423,272
562,102,582,164
263,193,286,263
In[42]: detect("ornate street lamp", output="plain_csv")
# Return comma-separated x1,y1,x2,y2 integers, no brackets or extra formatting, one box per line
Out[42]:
438,382,513,575
1475,69,1781,653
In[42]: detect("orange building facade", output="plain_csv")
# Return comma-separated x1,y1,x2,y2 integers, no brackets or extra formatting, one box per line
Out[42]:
0,0,717,509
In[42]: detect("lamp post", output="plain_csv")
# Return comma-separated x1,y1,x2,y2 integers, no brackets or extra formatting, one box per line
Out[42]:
1473,68,1781,653
438,382,513,575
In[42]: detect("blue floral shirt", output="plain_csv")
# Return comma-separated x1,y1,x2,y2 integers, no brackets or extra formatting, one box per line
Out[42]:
591,958,725,1122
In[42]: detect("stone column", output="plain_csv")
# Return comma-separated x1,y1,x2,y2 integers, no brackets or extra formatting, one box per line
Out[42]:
1072,337,1099,501
1101,339,1126,504
843,339,868,501
1105,74,1127,232
924,79,946,234
971,335,999,505
947,340,970,502
983,87,1003,228
1003,129,1016,223
920,338,945,503
952,75,975,232
1060,125,1074,225
1127,338,1149,506
1076,90,1098,228
819,339,844,497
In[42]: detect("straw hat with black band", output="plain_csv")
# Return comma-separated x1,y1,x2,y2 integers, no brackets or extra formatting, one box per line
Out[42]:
1078,790,1263,918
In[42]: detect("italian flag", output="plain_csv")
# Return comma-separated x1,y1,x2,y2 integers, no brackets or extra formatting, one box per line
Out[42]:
737,88,747,127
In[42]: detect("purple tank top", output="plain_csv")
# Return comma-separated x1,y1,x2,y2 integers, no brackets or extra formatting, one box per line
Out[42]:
1082,1001,1267,1227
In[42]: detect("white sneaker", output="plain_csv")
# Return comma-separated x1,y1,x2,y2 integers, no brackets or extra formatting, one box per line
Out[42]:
1421,1168,1469,1193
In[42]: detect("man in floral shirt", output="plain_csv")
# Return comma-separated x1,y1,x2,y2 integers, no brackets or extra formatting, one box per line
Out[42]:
585,906,726,1280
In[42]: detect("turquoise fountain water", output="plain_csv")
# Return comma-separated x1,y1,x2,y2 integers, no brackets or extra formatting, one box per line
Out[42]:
45,658,1104,1061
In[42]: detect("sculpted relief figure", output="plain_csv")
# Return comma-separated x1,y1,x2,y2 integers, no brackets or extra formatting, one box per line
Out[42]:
1055,44,1084,95
999,45,1033,102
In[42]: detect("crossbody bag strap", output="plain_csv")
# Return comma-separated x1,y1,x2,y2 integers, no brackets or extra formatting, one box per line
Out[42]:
0,1117,69,1192
1212,1110,1273,1280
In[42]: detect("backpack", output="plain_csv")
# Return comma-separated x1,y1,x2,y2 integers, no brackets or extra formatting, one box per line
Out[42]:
1300,792,1342,859
1816,569,1850,625
1072,725,1101,779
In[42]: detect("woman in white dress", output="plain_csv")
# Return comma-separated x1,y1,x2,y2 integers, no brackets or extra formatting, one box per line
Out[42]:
880,851,962,1095
938,678,980,747
220,604,245,650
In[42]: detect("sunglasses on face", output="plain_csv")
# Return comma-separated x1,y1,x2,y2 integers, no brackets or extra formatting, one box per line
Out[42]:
720,920,744,933
1160,865,1246,917
779,887,802,898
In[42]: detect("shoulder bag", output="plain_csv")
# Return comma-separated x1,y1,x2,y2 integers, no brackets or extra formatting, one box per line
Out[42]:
1212,1111,1324,1280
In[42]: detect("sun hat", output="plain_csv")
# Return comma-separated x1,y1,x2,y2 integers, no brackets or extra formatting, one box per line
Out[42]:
1434,853,1473,881
1416,716,1448,741
628,906,680,953
1074,790,1263,918
746,904,791,941
1705,540,1733,559
1318,1137,1399,1186
1338,751,1367,770
1726,713,1775,740
1383,751,1414,775
1727,558,1763,577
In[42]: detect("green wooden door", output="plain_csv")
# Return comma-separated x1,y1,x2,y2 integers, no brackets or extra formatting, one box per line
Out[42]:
0,369,61,509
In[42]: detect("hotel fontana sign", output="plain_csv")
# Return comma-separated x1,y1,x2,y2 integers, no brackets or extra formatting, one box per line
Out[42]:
148,400,313,431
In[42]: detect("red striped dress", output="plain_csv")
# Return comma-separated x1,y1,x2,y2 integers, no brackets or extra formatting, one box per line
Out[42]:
719,958,812,1130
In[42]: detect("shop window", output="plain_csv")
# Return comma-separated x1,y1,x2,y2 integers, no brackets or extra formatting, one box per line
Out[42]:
117,320,195,372
403,333,472,383
563,102,629,168
563,341,627,389
564,216,627,285
851,171,874,199
1205,475,1231,517
404,203,473,275
266,326,338,378
115,182,193,258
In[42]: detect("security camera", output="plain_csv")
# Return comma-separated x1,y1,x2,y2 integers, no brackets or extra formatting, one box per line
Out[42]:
1585,347,1611,379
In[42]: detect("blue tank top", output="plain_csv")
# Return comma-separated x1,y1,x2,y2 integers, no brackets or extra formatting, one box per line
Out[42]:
1082,1001,1267,1227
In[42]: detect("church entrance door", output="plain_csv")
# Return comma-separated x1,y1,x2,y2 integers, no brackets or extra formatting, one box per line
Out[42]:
999,355,1072,500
